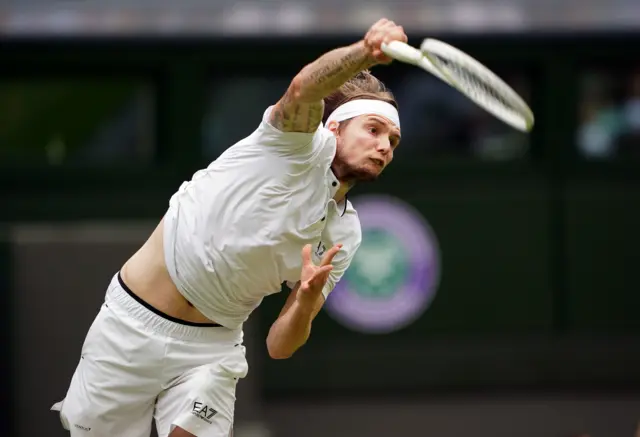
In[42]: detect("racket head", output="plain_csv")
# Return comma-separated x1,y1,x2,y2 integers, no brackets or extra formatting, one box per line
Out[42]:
419,38,535,133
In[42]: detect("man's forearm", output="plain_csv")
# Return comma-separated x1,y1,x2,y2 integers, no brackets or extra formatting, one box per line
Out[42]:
293,41,377,103
266,300,315,359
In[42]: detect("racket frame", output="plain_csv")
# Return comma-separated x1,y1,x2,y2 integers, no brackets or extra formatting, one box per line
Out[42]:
381,39,534,132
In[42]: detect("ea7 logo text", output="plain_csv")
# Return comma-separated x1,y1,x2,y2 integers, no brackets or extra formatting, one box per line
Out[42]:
192,401,218,424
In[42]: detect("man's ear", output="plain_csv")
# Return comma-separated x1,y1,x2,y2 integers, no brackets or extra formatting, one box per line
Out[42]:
326,120,340,134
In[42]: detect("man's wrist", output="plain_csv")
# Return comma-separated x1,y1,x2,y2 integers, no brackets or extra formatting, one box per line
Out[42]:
355,40,379,64
294,291,319,314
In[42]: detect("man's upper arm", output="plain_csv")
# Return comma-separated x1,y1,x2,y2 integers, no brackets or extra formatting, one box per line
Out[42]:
268,80,325,134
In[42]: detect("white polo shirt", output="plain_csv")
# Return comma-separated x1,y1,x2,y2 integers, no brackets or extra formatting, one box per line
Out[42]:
163,106,362,329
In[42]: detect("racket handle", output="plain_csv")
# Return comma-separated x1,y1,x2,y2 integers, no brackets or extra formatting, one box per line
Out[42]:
381,41,422,65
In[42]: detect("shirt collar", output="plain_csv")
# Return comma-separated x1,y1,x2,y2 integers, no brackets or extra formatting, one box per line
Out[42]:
327,168,348,217
340,194,348,216
327,168,340,198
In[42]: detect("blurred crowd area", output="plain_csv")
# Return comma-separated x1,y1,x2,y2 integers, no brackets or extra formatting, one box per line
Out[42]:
202,69,532,163
0,69,532,166
577,66,640,160
0,78,156,167
1,1,639,167
4,66,640,166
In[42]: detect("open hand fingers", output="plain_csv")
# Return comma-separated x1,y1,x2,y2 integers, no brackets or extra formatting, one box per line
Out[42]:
320,244,343,267
300,243,342,292
306,265,333,289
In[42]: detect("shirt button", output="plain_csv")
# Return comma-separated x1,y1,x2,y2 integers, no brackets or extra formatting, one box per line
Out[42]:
332,181,337,187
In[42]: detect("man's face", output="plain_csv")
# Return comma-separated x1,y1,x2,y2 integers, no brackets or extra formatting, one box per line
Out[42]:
330,114,401,182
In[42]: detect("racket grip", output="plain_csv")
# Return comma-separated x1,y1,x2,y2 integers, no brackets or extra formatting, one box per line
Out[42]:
381,41,422,65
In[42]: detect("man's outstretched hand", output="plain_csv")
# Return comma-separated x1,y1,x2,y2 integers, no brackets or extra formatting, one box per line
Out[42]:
296,243,342,307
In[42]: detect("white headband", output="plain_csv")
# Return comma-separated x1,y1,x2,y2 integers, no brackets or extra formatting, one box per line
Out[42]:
325,99,400,129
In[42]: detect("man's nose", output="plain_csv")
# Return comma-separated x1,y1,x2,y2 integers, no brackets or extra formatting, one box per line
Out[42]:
377,138,392,154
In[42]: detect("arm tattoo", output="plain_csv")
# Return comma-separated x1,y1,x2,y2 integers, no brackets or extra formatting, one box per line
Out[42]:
269,42,376,134
269,95,324,134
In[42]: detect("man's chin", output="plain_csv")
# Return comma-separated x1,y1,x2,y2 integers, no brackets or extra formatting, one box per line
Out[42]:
353,169,381,182
339,162,382,183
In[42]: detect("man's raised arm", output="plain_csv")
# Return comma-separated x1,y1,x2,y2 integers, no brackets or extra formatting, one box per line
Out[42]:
268,18,407,134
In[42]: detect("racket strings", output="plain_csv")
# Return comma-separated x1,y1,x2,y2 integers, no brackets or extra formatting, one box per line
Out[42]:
431,54,521,117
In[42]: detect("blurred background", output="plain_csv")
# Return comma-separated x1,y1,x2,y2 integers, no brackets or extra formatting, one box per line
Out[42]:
1,1,639,436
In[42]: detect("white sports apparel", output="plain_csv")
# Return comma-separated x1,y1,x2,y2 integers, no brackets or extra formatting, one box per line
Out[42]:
52,273,246,437
163,105,363,329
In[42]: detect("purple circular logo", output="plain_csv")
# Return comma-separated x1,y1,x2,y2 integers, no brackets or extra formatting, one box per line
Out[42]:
325,194,441,334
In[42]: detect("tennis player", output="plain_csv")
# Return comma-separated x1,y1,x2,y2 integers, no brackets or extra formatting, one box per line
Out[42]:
52,18,406,437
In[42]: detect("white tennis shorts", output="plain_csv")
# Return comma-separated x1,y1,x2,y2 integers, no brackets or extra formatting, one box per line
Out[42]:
51,273,248,437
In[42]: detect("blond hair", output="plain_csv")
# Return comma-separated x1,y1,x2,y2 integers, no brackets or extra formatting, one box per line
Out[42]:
323,70,397,123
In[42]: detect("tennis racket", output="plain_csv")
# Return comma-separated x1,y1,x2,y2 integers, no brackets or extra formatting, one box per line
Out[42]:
381,38,535,133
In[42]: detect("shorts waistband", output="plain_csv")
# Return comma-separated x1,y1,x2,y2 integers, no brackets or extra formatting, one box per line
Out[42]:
105,272,243,344
117,272,221,328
